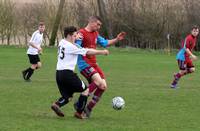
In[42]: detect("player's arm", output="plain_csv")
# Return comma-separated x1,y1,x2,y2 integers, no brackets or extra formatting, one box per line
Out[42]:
29,42,41,50
67,45,109,56
86,48,109,55
185,38,197,60
185,48,197,60
29,42,42,53
107,32,126,46
97,32,126,47
29,33,42,53
75,32,83,46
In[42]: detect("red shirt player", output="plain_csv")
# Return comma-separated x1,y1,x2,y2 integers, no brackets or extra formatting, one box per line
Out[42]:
171,25,199,88
76,16,126,117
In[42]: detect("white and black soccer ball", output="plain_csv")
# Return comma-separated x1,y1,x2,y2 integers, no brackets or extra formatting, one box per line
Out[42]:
112,96,125,110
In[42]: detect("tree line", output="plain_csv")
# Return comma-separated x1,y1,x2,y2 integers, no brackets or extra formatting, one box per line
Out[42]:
1,0,200,50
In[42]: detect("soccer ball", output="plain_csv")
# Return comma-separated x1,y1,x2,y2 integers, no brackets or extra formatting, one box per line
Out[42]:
112,96,125,110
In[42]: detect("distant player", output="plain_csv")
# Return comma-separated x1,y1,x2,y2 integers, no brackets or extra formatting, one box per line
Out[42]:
75,16,126,117
51,26,109,119
22,22,45,81
170,25,199,88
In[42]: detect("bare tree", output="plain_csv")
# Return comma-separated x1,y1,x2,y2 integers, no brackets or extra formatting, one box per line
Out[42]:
1,0,200,50
97,0,112,38
49,0,65,46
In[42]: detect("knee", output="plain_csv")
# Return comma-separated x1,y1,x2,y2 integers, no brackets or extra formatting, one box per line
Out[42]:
98,82,107,91
93,78,107,90
31,64,37,69
93,80,102,87
189,68,195,73
37,62,42,69
101,83,107,91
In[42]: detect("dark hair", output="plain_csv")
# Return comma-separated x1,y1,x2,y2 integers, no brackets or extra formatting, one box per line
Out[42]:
64,26,77,38
88,16,102,23
39,22,45,26
191,25,199,30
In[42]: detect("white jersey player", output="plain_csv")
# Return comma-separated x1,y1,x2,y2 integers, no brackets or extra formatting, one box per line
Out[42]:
22,22,45,81
51,26,109,119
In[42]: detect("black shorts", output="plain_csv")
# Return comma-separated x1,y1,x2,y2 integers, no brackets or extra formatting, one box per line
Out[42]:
56,70,87,99
28,54,40,64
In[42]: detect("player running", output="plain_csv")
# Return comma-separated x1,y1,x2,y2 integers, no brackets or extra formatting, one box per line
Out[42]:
51,26,109,119
170,25,199,88
22,22,45,81
75,16,126,118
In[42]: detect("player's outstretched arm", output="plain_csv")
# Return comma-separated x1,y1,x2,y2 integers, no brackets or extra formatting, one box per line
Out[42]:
86,49,109,55
107,32,126,46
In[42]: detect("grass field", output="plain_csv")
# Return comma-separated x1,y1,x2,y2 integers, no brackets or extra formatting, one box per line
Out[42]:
1,46,200,131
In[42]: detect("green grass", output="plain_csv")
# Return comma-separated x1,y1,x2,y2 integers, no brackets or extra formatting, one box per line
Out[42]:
1,46,200,131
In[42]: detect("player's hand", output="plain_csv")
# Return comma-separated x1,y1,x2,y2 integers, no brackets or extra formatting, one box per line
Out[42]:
191,55,198,61
38,47,43,55
76,32,83,40
116,32,126,41
103,49,109,55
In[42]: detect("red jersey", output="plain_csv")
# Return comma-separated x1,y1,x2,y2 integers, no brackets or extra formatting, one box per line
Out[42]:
181,34,197,58
79,28,99,65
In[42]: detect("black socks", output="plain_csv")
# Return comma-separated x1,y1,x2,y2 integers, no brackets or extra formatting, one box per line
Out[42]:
56,97,69,107
23,67,34,80
76,94,88,113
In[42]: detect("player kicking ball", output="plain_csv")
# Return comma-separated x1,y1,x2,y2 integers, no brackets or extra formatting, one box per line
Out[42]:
22,22,45,81
76,16,126,118
51,26,109,119
170,25,199,88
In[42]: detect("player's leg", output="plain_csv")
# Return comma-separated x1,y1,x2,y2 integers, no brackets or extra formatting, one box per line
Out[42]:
90,73,106,90
85,66,107,117
73,73,101,118
73,81,88,114
172,59,195,83
73,78,99,117
171,60,187,88
86,78,107,112
51,96,72,117
51,70,72,117
26,55,41,79
52,85,73,117
76,88,89,113
22,54,33,80
185,59,195,75
22,55,39,80
36,61,42,69
187,67,195,74
27,64,37,79
74,88,89,119
66,72,89,119
80,66,101,94
93,79,107,100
